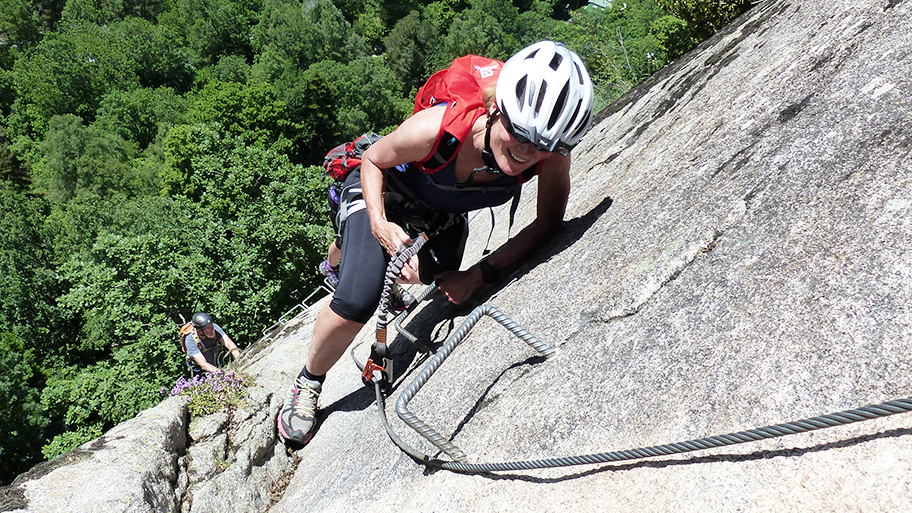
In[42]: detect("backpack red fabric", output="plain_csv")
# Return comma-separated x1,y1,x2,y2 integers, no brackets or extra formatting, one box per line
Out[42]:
322,132,383,181
413,55,504,174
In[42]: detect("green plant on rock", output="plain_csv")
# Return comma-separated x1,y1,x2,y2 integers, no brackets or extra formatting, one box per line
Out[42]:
164,369,249,416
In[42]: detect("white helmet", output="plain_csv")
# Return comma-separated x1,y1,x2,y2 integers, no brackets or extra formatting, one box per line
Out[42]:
496,41,594,154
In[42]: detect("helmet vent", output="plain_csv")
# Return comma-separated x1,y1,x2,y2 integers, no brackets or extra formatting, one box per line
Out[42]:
549,53,563,70
562,99,583,137
571,107,592,140
549,82,570,129
573,61,585,83
525,48,540,60
535,82,547,115
515,76,528,107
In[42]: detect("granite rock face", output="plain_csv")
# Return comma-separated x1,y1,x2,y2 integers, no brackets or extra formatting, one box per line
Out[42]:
1,397,189,513
273,0,912,510
3,0,911,511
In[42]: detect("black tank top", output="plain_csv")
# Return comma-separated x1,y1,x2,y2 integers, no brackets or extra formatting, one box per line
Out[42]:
388,156,521,214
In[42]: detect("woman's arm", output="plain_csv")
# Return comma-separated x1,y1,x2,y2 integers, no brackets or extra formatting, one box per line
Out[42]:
360,108,445,280
485,154,570,270
434,153,571,304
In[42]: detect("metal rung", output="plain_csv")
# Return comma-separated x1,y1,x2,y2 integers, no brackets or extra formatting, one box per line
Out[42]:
395,304,554,461
261,284,333,336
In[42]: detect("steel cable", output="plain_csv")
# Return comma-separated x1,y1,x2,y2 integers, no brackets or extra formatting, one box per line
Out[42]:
363,240,912,474
377,234,429,336
377,381,912,473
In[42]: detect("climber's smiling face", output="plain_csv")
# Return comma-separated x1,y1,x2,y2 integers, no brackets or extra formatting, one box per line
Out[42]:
492,112,569,176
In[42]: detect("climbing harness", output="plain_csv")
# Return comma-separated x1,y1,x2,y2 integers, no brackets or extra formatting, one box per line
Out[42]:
355,238,912,474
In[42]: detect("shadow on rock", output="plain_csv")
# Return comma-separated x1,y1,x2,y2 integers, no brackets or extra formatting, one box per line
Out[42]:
391,195,614,350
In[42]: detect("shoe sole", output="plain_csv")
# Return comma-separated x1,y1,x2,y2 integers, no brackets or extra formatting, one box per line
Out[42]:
277,411,317,446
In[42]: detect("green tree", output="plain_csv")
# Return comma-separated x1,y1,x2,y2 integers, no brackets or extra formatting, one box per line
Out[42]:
0,0,67,64
179,79,305,162
654,0,753,41
650,14,693,60
0,331,50,484
93,86,187,150
383,10,441,95
274,66,342,164
434,0,522,68
251,0,369,72
0,0,42,70
0,124,29,188
0,186,70,484
159,0,262,66
59,0,126,26
6,15,192,142
354,2,387,52
306,58,410,141
31,114,139,203
187,81,278,148
421,0,466,33
207,54,252,84
515,0,562,46
7,23,140,139
556,0,668,109
0,186,64,346
108,17,194,92
378,0,423,28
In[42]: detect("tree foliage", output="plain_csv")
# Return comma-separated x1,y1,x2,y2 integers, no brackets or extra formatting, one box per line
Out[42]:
0,0,739,485
655,0,753,44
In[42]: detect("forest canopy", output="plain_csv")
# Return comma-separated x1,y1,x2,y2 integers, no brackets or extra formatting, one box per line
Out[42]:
0,0,752,485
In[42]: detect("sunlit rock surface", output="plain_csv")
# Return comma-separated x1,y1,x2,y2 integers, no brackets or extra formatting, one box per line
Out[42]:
3,1,911,511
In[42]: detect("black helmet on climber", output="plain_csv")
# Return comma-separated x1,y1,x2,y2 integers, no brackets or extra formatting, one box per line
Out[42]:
191,312,213,329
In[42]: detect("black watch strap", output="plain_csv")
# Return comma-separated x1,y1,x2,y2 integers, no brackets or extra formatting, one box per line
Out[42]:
478,259,500,284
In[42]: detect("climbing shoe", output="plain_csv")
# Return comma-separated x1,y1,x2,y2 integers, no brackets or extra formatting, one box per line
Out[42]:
389,285,415,311
319,259,340,288
278,376,322,445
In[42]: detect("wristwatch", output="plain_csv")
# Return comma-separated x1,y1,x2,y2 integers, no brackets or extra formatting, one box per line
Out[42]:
478,259,501,284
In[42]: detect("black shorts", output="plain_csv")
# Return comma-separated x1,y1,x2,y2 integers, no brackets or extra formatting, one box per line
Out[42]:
329,169,468,324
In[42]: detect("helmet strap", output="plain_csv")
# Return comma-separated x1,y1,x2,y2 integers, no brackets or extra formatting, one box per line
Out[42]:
475,112,503,176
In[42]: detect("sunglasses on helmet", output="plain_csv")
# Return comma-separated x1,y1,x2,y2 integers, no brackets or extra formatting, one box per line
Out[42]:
499,111,573,157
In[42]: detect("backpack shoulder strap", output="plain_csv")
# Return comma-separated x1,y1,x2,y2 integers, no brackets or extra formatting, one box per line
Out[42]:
413,55,503,175
179,323,199,355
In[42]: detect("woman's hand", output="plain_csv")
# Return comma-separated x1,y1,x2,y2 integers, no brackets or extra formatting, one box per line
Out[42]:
434,267,484,304
371,218,410,257
371,219,422,283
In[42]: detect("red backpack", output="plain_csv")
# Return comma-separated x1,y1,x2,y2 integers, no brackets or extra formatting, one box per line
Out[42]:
323,55,537,183
322,132,384,181
412,55,503,174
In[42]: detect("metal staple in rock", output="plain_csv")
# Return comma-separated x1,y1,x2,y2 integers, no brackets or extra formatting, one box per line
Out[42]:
394,304,555,461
